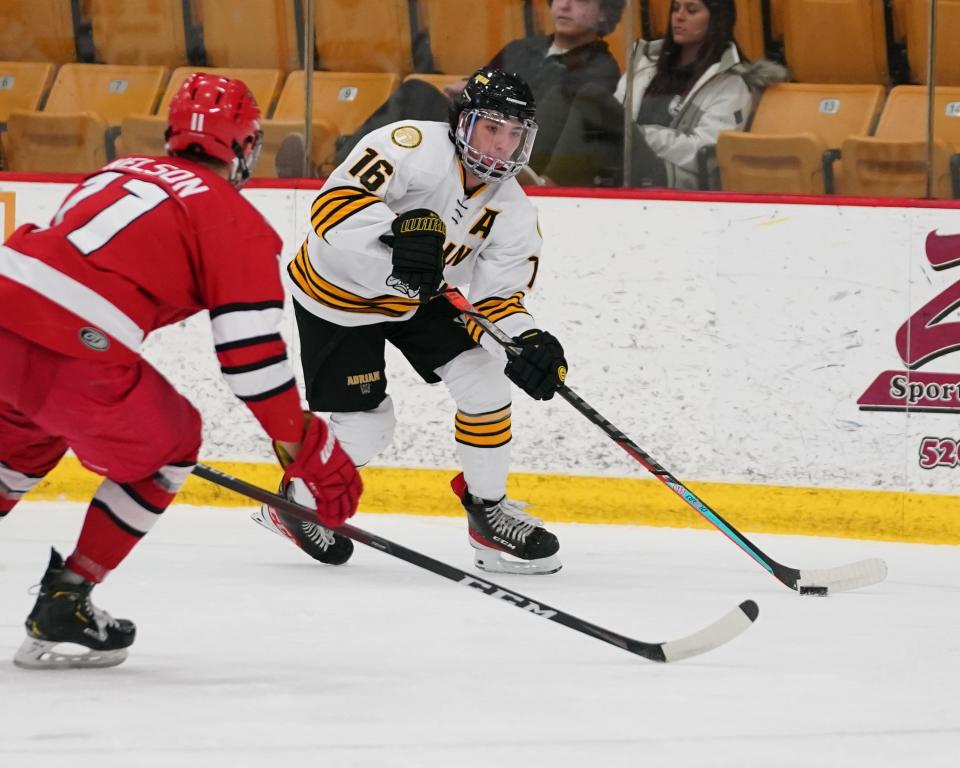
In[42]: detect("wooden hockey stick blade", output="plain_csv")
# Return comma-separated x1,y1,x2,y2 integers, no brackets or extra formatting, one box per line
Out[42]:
192,463,759,662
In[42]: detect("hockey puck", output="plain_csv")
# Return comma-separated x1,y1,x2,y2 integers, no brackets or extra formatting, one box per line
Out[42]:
799,586,829,596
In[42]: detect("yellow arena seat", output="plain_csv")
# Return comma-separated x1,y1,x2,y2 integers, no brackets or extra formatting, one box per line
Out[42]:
5,111,109,172
0,0,77,64
115,114,167,158
402,73,469,92
0,61,56,167
838,86,960,198
4,64,167,172
257,71,400,177
769,0,784,41
117,67,285,158
314,0,414,74
902,0,960,85
781,0,889,84
417,0,527,75
199,0,300,71
0,62,56,124
89,0,188,67
717,83,885,194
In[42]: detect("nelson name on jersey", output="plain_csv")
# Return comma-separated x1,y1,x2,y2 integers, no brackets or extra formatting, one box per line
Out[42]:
287,121,542,342
103,157,211,198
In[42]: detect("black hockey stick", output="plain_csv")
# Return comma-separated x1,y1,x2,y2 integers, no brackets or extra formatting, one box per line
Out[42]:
443,288,888,595
192,463,758,662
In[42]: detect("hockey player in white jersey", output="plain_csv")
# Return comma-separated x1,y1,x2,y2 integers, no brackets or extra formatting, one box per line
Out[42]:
253,68,568,574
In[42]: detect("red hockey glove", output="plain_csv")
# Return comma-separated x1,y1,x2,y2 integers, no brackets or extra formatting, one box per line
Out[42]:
277,414,362,528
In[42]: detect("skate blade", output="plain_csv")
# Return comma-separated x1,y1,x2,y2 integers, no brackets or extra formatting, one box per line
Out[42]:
13,637,128,670
473,549,562,575
251,505,289,540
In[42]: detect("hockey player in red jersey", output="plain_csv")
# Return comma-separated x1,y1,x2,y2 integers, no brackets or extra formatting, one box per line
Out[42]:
0,73,362,669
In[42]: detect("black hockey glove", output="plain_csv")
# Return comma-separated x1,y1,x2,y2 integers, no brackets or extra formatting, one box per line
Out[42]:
380,208,447,303
504,329,567,401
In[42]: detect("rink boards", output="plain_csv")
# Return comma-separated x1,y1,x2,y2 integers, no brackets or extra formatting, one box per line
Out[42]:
2,178,959,544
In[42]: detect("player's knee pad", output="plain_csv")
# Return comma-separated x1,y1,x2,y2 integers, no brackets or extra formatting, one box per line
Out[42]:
439,347,511,414
329,395,396,467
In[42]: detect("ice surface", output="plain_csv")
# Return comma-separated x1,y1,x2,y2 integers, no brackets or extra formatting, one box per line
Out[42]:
1,502,957,768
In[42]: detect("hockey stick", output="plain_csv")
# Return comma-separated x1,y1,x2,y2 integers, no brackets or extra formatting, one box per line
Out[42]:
192,463,758,662
443,287,888,595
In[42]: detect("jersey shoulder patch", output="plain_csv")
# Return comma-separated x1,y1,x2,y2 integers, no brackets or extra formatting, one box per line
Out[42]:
390,125,423,149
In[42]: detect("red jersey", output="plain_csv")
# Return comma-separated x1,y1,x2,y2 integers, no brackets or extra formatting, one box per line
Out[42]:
0,156,303,442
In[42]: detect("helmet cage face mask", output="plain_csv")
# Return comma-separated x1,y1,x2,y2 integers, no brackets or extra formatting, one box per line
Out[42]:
455,108,537,184
229,128,263,188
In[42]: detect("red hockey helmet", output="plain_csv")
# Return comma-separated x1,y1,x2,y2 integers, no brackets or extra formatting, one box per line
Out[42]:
165,72,263,188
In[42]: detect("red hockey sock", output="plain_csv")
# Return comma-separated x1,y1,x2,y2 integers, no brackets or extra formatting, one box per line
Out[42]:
66,472,181,583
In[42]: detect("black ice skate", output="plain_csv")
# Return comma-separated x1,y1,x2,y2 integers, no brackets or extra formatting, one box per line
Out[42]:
451,473,561,575
14,548,136,669
251,479,354,565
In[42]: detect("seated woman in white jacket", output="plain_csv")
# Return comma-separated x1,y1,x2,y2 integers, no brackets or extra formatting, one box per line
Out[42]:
539,0,785,189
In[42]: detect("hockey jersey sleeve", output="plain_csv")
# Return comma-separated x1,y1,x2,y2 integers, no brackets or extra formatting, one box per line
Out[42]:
303,131,417,295
199,224,303,444
462,197,543,352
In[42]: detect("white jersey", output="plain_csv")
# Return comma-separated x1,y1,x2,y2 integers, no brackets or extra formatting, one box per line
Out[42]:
286,120,542,344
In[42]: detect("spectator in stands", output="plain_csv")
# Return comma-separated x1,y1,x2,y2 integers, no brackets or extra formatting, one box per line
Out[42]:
276,0,625,178
538,0,787,189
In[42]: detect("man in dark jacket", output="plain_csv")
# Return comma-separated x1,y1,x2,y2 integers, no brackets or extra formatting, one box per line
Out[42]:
488,0,623,172
323,0,625,174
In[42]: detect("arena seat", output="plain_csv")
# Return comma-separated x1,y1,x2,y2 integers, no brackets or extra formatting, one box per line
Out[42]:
402,72,469,92
89,0,188,67
5,112,110,172
0,62,56,124
198,0,300,71
891,0,908,41
117,68,285,158
257,71,400,177
0,61,56,167
837,85,960,198
769,0,784,41
314,0,414,74
717,83,885,194
4,64,167,172
417,0,527,74
781,0,889,84
0,0,77,64
902,0,960,86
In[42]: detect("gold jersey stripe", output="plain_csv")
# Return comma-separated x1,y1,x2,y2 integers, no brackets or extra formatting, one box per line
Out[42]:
294,247,412,308
288,255,418,318
464,293,529,342
310,186,382,239
309,188,373,228
465,318,484,343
